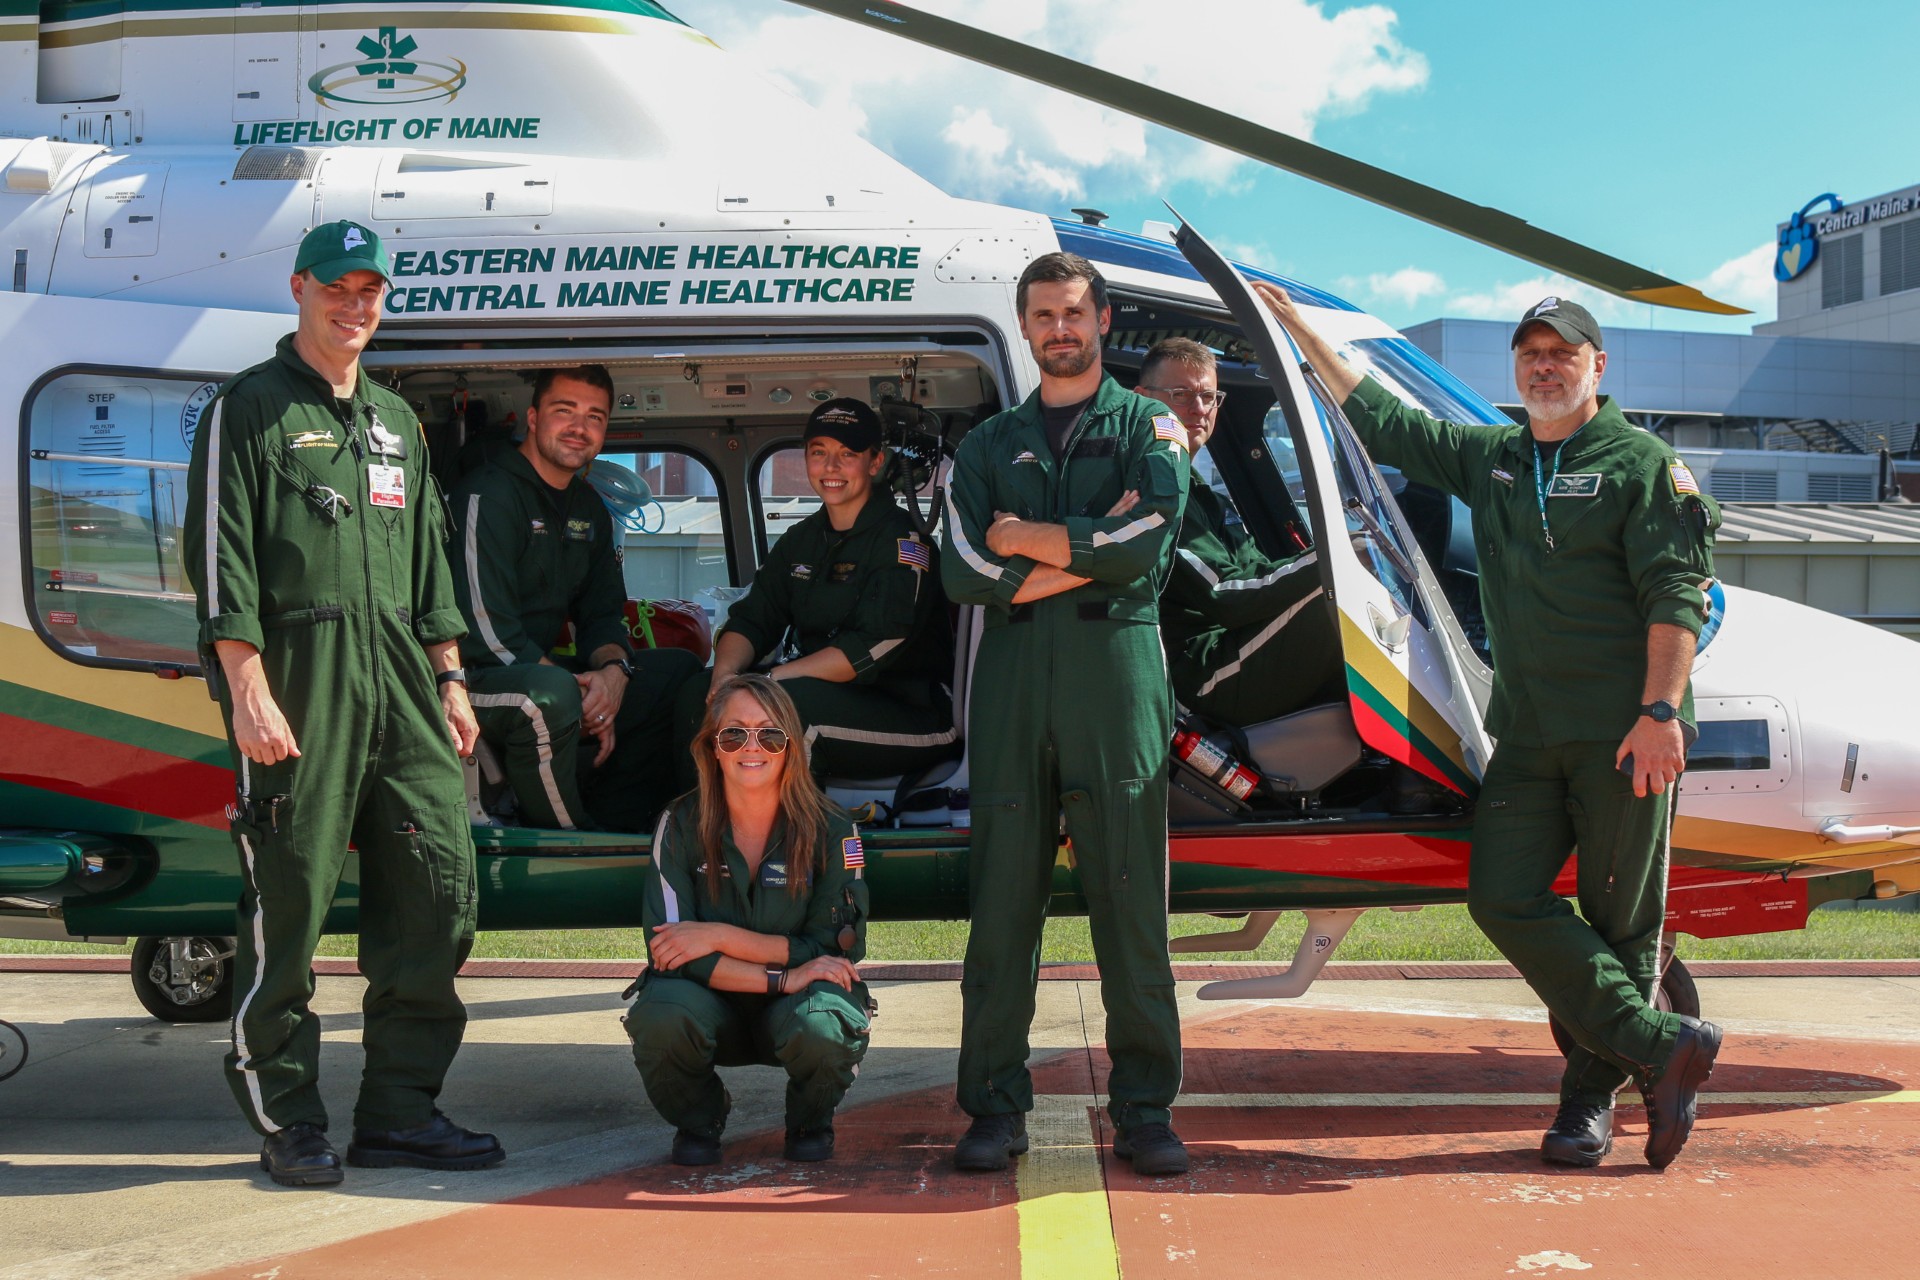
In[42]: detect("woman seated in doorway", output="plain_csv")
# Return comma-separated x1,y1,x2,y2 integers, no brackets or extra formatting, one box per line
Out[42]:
626,674,871,1166
675,397,957,784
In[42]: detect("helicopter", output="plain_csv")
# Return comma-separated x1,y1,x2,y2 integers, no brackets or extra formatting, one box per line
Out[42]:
1,0,1915,1033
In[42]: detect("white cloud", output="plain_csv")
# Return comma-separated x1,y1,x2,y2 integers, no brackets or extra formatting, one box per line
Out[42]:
1443,275,1635,324
1362,266,1445,306
1692,241,1777,322
668,0,1429,208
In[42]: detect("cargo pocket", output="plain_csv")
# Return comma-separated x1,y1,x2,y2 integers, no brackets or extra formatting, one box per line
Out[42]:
229,800,296,903
392,809,447,940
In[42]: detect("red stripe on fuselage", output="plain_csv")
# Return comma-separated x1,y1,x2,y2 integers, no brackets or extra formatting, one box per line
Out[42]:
1349,692,1459,792
0,711,230,829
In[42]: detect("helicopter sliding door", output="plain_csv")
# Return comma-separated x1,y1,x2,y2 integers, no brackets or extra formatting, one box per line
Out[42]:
1174,225,1491,798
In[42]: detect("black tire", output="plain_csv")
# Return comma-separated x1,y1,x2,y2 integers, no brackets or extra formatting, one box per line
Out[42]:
131,936,235,1024
1548,955,1700,1057
0,1019,26,1082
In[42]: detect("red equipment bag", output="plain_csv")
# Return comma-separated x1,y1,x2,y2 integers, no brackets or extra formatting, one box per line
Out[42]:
624,598,713,665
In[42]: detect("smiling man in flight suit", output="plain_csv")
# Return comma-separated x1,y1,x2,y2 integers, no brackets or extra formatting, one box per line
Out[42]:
1256,283,1723,1170
186,221,502,1187
942,252,1192,1177
451,364,700,831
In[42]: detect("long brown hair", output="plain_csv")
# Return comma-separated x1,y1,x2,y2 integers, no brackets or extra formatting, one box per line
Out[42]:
691,674,833,899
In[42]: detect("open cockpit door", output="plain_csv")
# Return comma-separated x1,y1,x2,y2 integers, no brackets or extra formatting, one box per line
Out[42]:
1173,221,1491,797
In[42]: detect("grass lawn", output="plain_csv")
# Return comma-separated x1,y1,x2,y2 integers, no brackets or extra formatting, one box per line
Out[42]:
8,904,1920,963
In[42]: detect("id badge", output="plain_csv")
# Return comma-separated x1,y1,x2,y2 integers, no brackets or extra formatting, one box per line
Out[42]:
368,463,406,509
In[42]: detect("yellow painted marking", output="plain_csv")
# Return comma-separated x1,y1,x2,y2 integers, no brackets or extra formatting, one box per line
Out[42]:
1017,1096,1119,1280
1627,284,1751,317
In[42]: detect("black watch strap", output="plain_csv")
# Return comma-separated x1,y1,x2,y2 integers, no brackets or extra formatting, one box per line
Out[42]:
1639,699,1676,722
436,667,468,688
599,655,636,679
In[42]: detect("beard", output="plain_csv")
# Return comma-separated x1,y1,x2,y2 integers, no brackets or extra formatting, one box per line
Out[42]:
1520,363,1598,421
1034,336,1098,379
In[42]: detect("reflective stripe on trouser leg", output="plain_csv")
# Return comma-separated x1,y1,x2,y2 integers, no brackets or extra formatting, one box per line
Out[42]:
469,662,585,829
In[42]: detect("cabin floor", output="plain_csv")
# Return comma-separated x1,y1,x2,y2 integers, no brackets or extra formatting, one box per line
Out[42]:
3,962,1918,1278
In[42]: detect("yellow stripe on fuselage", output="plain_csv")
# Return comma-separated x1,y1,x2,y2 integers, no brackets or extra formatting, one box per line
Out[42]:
1337,611,1469,775
0,621,224,738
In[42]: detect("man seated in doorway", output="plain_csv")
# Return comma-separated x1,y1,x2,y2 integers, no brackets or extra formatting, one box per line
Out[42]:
1141,338,1340,727
450,364,700,830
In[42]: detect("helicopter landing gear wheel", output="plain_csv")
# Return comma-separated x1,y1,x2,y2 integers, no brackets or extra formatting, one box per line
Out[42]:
130,936,236,1024
1548,950,1700,1058
0,1018,26,1082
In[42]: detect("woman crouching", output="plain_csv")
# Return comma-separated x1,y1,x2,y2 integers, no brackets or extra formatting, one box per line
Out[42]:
626,674,872,1166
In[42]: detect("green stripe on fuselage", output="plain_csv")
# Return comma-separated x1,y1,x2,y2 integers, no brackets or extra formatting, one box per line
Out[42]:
1345,664,1477,793
0,677,228,766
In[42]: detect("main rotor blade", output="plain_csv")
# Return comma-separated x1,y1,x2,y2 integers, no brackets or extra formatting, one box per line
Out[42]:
781,0,1748,315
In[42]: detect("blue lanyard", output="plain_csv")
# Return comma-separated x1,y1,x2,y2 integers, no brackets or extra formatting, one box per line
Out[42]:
1531,431,1582,552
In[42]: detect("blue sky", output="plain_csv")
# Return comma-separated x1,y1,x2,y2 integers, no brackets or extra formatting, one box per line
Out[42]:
670,0,1920,337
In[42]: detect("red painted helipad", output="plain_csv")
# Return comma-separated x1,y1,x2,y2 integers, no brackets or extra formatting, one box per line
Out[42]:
192,1002,1920,1279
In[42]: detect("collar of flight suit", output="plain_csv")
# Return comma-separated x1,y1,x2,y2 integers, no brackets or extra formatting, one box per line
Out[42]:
1007,372,1137,460
490,441,592,514
798,485,899,547
272,332,378,410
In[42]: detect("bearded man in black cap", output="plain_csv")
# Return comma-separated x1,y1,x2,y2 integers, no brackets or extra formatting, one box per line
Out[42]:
1256,283,1724,1173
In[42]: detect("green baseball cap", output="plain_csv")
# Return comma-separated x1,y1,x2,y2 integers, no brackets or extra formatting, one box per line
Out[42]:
294,220,391,284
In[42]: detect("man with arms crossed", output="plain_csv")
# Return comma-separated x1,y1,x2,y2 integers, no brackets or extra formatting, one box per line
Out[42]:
942,252,1192,1176
1255,284,1722,1169
451,364,700,831
186,221,502,1187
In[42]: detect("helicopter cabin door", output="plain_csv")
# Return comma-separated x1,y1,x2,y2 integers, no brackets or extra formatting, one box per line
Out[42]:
1173,222,1491,799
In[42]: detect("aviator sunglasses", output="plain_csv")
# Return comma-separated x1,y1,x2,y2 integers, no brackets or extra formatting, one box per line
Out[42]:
714,725,791,754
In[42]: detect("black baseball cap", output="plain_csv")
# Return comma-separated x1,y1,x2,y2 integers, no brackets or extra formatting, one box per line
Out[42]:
294,220,392,284
1511,296,1603,351
803,398,883,451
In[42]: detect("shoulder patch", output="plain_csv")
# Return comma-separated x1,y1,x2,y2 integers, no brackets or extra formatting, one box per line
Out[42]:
1670,462,1700,495
841,834,865,870
897,536,931,571
1154,415,1189,452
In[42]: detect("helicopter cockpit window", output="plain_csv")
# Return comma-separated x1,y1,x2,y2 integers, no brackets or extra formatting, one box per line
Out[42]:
23,370,211,669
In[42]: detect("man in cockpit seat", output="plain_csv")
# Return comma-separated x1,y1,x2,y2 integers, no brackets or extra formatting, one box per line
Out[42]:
1258,285,1723,1171
450,364,701,831
1140,338,1341,727
675,396,958,785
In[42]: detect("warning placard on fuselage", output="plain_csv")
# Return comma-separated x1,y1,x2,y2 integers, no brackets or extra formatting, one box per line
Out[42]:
382,237,930,317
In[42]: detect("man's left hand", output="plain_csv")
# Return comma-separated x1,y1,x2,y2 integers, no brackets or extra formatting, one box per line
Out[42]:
577,664,627,731
441,683,480,757
1616,715,1686,798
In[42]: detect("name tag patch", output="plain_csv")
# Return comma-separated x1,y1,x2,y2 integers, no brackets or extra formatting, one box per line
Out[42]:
565,518,593,542
368,464,406,508
1492,468,1515,486
286,429,336,450
791,563,814,581
829,561,857,583
1548,473,1602,498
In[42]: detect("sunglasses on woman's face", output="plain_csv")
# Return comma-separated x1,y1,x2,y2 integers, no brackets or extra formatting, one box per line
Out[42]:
714,725,790,754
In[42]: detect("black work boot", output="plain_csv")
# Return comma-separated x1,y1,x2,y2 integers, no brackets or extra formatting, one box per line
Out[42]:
1114,1122,1190,1176
260,1121,343,1188
1540,1098,1613,1167
784,1125,836,1162
346,1112,505,1171
953,1112,1028,1172
671,1129,723,1166
1641,1016,1724,1170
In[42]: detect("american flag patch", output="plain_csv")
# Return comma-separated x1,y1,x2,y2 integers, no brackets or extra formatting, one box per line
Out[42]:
842,835,865,870
1153,415,1188,451
897,537,931,571
1670,462,1700,495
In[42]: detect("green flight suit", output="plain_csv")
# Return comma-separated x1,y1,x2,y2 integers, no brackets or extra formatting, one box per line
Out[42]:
184,335,476,1136
1164,478,1338,725
941,374,1190,1130
450,448,698,830
678,496,956,783
625,798,871,1138
1342,375,1719,1103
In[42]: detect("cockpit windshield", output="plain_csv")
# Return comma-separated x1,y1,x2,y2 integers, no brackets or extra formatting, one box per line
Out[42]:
1341,336,1511,427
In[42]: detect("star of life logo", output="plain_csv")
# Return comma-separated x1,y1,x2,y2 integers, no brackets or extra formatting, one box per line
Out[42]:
308,27,468,109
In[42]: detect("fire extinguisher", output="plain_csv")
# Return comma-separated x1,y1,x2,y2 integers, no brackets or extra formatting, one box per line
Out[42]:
1171,717,1260,802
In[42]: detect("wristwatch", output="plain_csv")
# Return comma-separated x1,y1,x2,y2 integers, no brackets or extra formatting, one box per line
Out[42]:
598,656,636,680
1639,699,1676,723
765,965,787,995
435,667,468,688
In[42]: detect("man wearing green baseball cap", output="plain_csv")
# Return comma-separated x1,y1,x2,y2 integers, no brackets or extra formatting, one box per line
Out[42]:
185,219,504,1187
